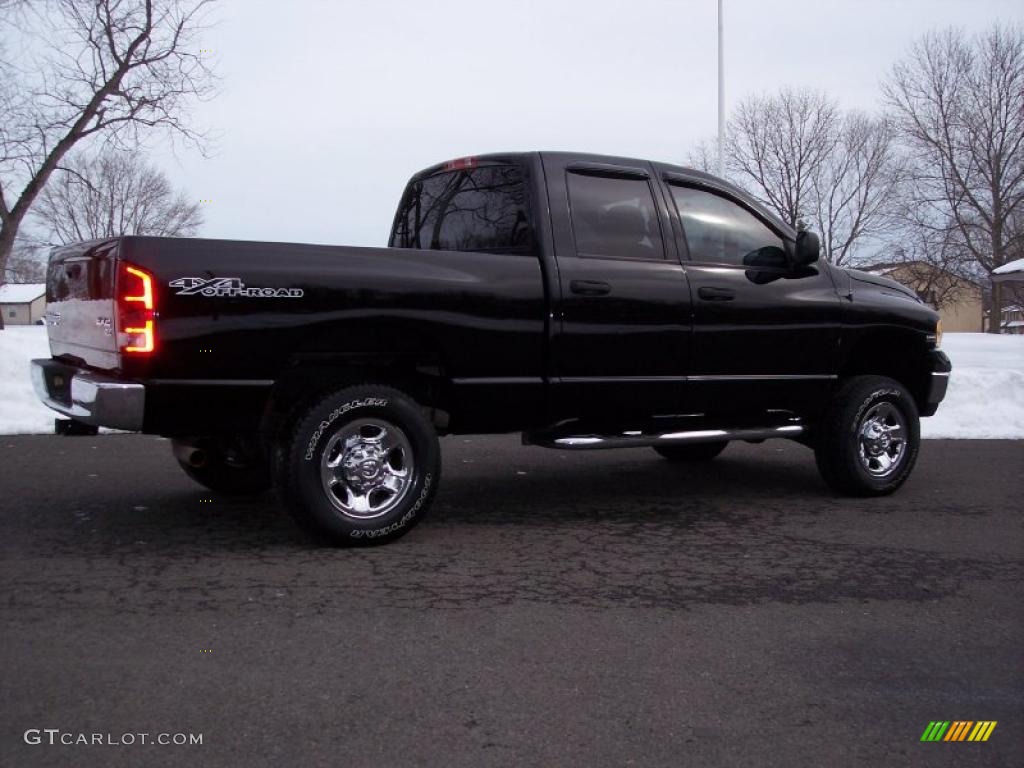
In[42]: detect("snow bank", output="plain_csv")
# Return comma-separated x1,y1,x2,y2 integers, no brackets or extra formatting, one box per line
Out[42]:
0,326,54,434
921,333,1024,439
1,327,1022,438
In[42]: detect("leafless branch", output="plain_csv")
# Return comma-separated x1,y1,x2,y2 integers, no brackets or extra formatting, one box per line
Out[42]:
699,88,901,266
33,148,203,244
882,24,1024,331
0,0,216,308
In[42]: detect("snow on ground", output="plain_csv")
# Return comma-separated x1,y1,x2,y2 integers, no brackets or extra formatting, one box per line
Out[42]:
922,333,1024,439
1,326,1022,438
0,326,55,435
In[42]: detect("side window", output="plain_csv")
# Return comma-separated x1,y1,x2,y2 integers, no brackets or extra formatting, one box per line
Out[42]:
669,185,786,267
567,172,665,260
390,165,532,253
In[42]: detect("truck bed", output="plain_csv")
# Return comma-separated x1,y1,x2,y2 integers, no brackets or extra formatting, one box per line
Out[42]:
45,235,548,434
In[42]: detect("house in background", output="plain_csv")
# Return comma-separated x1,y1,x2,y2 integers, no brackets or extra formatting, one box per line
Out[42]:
1001,305,1024,335
992,259,1024,334
856,261,984,332
0,283,47,325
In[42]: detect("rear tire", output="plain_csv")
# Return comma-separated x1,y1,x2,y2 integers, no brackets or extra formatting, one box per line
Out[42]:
274,384,440,545
814,375,920,496
172,437,272,495
654,441,728,462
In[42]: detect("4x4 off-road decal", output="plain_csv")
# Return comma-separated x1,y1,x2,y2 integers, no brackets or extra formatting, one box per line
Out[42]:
169,277,303,298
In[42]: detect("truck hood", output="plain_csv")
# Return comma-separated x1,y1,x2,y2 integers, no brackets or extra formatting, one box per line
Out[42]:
844,268,922,302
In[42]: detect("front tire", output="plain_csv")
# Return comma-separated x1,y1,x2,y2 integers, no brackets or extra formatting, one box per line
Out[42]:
814,375,920,496
275,385,440,545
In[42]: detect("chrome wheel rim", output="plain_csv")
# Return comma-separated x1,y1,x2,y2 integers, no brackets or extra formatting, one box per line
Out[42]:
857,402,907,478
319,419,414,519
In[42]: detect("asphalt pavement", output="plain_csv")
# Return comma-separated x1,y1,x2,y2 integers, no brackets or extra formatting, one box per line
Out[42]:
0,434,1021,767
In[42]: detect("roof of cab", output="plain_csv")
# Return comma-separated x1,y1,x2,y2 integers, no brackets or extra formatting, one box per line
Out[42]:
409,151,794,238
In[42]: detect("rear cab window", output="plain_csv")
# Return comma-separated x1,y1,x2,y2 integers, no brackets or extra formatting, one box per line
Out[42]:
390,162,534,254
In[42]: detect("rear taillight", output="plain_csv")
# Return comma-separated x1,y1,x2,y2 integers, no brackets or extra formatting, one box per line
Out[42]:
117,262,156,354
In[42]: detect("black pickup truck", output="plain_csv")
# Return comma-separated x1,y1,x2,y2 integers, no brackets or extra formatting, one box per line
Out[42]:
32,152,951,544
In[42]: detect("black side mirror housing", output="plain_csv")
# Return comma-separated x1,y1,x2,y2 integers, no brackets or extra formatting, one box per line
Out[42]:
794,230,820,266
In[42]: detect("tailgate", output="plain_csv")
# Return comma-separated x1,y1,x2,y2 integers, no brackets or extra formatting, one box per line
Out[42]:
45,238,120,371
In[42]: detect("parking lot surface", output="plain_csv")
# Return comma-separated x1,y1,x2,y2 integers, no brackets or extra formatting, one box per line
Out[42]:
1,435,1021,767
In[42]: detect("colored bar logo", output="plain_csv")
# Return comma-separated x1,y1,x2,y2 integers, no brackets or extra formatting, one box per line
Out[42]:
920,721,997,742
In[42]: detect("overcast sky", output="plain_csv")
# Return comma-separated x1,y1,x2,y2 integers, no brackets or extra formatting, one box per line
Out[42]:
152,0,1023,248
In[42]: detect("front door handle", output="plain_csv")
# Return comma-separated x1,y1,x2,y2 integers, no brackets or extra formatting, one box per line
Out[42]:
570,280,612,297
698,286,735,301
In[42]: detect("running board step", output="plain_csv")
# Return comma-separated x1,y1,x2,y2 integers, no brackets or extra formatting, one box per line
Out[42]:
524,424,805,451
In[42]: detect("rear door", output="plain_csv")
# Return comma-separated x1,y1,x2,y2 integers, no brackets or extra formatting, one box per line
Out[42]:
543,155,692,422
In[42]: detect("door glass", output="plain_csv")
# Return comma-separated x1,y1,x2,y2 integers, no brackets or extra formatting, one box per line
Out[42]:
567,173,665,260
669,185,785,267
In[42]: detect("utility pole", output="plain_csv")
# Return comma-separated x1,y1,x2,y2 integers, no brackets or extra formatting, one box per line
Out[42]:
717,0,725,177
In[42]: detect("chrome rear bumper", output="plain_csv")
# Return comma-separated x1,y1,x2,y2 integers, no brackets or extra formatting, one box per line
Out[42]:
31,359,145,431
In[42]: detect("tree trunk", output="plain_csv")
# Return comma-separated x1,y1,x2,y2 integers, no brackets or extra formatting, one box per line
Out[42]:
989,280,1003,333
0,220,17,273
0,219,17,331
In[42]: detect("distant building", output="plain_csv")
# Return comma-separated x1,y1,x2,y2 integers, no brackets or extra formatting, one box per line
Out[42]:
0,283,47,325
992,259,1024,334
1000,305,1024,335
856,261,984,332
992,258,1024,282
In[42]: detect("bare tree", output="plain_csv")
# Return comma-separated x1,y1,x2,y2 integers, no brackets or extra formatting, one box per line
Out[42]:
713,88,901,265
809,113,904,265
883,25,1024,332
683,139,719,175
0,0,215,308
3,239,47,283
726,88,840,228
33,149,202,243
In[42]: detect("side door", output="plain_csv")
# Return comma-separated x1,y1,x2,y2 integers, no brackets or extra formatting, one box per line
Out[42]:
544,155,693,423
657,176,843,418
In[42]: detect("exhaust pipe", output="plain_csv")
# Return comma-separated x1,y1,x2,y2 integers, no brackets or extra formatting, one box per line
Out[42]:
172,441,208,468
186,449,208,468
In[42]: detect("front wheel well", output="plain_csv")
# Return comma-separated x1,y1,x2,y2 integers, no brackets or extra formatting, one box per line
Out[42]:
838,330,932,413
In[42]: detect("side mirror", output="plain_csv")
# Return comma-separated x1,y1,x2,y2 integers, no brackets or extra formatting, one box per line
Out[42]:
794,230,820,266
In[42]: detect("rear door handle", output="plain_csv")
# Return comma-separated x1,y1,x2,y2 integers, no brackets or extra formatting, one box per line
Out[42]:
698,286,735,301
570,280,611,297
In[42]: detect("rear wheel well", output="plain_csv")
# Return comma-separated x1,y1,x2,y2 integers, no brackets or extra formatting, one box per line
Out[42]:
260,357,448,443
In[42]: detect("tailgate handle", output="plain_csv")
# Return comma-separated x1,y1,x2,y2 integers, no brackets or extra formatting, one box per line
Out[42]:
570,280,611,297
698,286,735,301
